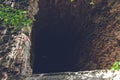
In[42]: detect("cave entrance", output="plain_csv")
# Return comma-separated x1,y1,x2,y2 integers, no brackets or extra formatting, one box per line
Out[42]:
31,13,77,74
31,2,91,74
29,0,120,75
31,29,75,73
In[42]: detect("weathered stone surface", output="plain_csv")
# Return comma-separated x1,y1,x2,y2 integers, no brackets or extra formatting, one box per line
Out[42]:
0,31,32,80
26,70,120,80
1,0,120,79
0,0,33,79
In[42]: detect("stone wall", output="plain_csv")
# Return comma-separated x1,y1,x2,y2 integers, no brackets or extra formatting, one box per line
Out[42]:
26,70,120,80
0,30,32,80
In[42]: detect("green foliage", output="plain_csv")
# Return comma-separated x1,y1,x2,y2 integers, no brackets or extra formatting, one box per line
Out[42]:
110,61,120,70
0,4,33,31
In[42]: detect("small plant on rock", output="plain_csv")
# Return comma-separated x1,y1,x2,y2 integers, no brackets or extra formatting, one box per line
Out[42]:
110,61,120,70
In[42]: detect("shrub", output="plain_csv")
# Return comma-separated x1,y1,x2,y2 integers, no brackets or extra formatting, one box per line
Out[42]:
0,4,32,32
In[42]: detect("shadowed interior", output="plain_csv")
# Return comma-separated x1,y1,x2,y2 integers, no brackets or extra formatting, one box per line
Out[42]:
31,2,91,73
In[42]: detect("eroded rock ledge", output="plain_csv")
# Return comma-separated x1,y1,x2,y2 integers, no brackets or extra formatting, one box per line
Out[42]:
26,70,120,80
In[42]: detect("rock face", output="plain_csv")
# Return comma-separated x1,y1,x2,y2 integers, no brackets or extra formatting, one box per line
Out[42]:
26,70,120,80
0,0,33,79
0,29,32,79
1,0,120,79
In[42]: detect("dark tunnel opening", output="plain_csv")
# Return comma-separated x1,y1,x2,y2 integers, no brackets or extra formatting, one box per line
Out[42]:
31,4,92,74
31,15,78,73
29,0,119,74
32,30,75,73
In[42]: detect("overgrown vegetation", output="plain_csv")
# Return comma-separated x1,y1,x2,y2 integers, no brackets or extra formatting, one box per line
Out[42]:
110,61,120,70
0,4,32,32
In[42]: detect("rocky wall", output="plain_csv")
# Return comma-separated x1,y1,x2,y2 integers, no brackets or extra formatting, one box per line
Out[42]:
26,70,120,80
1,0,120,79
0,26,32,80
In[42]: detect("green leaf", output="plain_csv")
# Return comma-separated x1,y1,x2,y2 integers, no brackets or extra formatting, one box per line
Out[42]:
110,61,120,70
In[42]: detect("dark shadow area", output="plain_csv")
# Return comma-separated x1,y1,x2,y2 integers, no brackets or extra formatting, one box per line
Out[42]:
31,9,78,73
32,30,75,73
29,0,120,74
31,1,93,74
